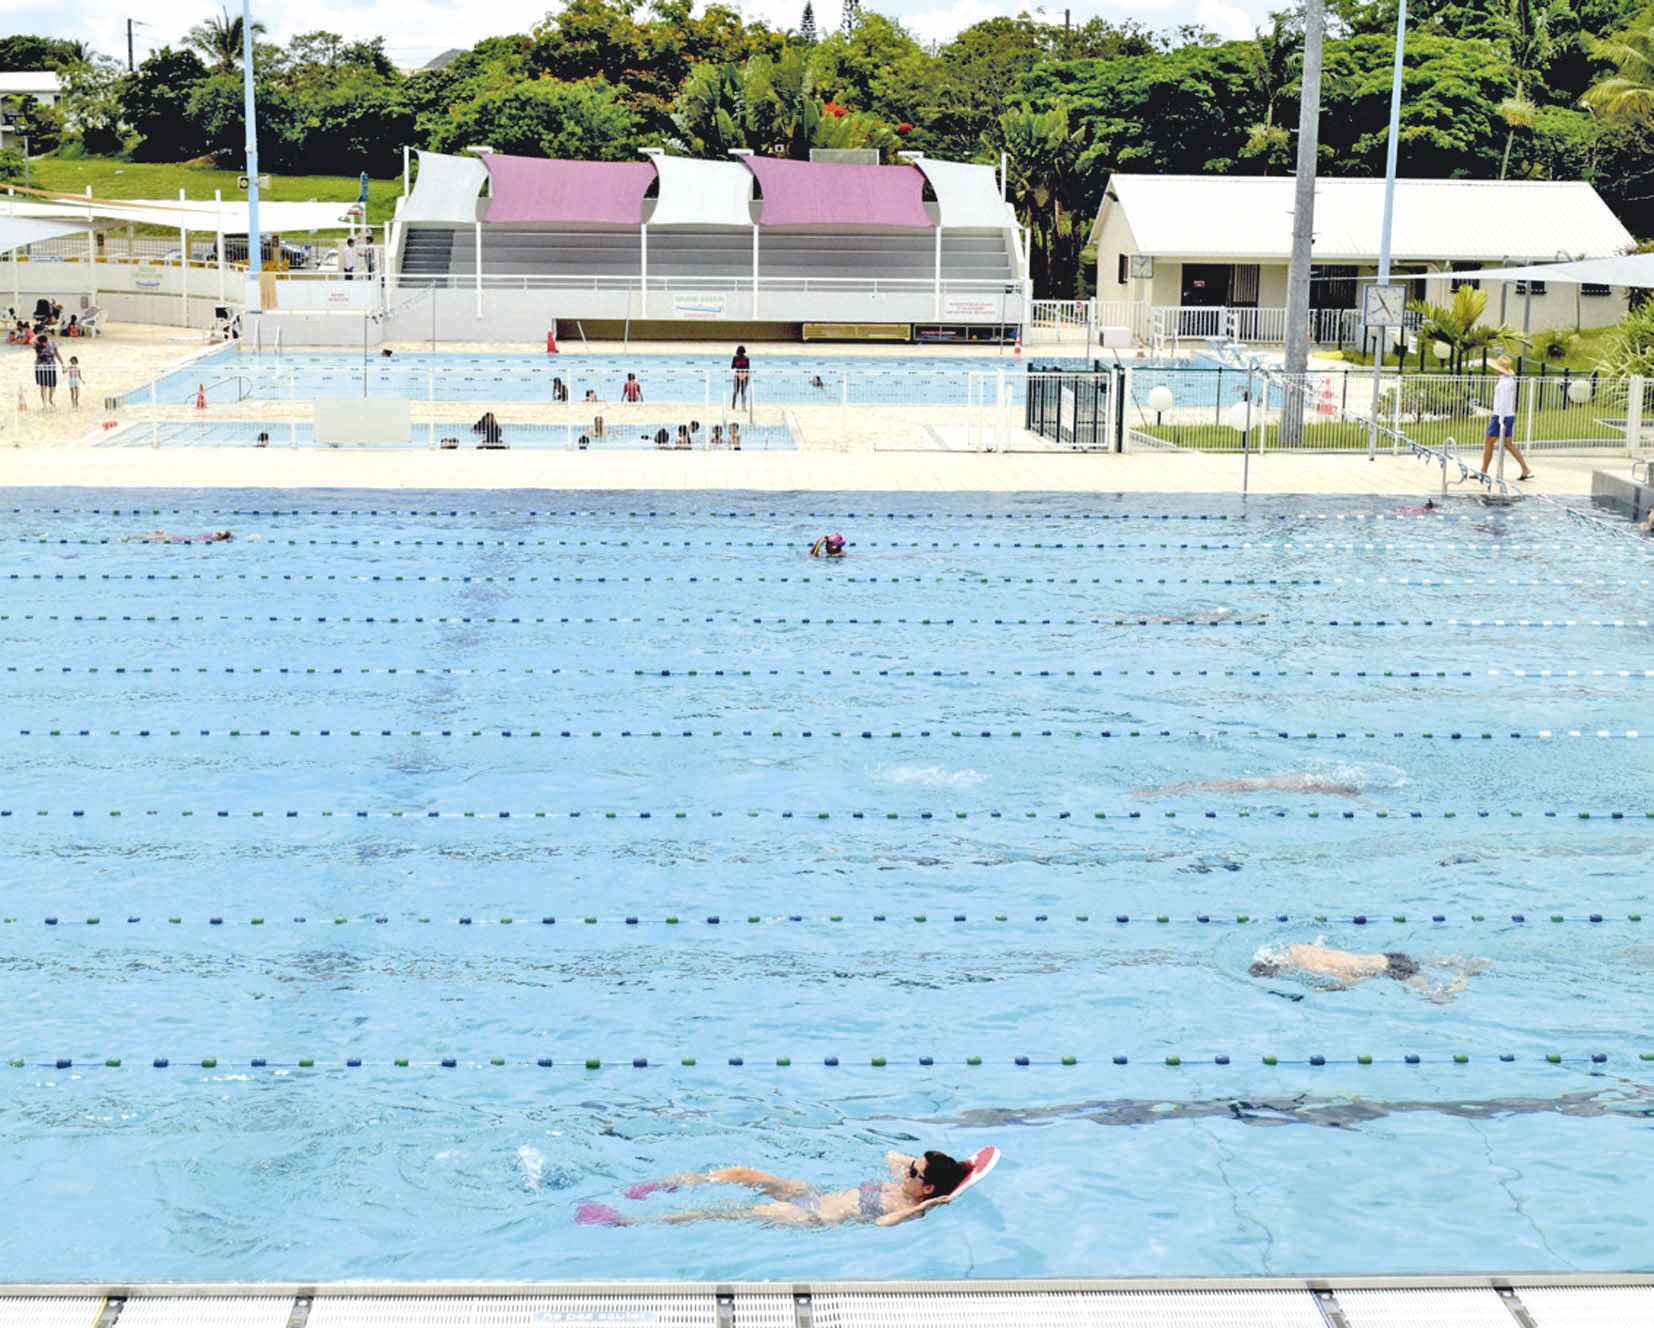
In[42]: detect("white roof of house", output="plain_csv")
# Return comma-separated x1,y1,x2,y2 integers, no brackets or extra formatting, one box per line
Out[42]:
1092,175,1636,263
0,72,62,97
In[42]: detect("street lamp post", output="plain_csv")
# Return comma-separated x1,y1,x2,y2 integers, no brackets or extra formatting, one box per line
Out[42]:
1367,0,1409,459
242,0,263,314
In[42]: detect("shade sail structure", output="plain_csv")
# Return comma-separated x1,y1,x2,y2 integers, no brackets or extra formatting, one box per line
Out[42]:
483,155,657,225
403,151,488,224
0,216,90,254
1471,253,1654,288
644,155,755,228
910,157,1014,229
1,196,357,231
744,157,932,228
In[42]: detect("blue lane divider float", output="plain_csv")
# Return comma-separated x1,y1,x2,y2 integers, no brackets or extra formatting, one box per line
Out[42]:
6,610,1649,630
8,910,1644,928
4,507,1531,521
12,726,1646,741
13,665,1652,682
12,572,1650,591
10,1050,1639,1072
5,807,1653,821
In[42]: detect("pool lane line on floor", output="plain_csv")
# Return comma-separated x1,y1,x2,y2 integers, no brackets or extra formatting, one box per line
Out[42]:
4,806,1654,821
11,665,1654,679
12,726,1646,741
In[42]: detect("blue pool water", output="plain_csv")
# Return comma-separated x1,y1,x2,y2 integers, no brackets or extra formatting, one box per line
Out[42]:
2,489,1653,1282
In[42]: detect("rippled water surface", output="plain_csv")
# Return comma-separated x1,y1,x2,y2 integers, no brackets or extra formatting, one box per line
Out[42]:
1,488,1651,1280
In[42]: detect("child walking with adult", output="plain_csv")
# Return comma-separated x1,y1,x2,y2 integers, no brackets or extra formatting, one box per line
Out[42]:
66,356,83,409
1481,356,1534,481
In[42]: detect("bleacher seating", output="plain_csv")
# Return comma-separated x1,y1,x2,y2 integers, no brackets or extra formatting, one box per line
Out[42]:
398,224,1013,288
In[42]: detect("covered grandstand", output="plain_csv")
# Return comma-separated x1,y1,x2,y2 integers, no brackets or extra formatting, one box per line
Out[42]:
389,150,1030,342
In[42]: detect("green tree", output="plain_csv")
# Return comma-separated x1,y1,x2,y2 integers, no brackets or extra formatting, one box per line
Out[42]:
0,36,84,72
913,17,1049,159
807,14,926,124
58,55,126,156
185,7,267,74
0,93,63,153
120,46,211,160
1601,296,1654,374
1583,14,1654,119
800,3,819,45
432,76,641,159
1240,11,1301,173
0,147,24,183
1320,33,1516,177
987,104,1092,296
1408,285,1523,373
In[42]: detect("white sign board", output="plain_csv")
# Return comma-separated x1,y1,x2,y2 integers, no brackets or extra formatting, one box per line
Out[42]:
1059,385,1077,443
942,294,999,319
313,396,411,446
275,280,374,311
671,292,728,319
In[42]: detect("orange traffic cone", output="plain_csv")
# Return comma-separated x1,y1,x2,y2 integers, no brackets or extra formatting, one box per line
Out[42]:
546,331,558,354
1317,377,1335,418
1012,335,1022,359
195,384,206,410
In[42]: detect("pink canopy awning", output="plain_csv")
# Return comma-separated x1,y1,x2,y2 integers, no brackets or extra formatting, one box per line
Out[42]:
483,155,657,225
744,158,933,228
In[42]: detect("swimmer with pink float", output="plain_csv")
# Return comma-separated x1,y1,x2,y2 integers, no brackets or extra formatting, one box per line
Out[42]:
578,1145,998,1229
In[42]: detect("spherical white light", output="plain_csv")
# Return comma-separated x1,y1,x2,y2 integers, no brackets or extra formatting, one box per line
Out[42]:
1147,385,1174,413
1226,399,1253,433
1433,340,1452,361
1566,379,1592,405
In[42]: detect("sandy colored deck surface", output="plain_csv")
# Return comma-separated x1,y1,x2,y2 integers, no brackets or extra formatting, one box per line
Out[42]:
0,324,1632,495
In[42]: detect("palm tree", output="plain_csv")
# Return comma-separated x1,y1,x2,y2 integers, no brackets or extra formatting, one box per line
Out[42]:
1408,285,1523,375
185,7,266,75
1497,0,1553,178
1240,12,1300,175
1582,17,1654,120
989,106,1090,295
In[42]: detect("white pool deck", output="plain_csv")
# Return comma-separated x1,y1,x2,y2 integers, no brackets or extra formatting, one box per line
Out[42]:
0,325,1636,494
3,1278,1653,1328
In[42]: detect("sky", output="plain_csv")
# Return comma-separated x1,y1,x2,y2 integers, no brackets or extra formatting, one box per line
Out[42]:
5,0,1269,72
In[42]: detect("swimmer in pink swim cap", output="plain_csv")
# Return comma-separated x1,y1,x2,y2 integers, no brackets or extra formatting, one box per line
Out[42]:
809,533,846,558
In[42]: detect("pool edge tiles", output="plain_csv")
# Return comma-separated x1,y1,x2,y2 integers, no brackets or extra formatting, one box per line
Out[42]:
0,449,1622,495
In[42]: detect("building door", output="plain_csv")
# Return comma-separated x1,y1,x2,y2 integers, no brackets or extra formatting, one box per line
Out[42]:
1310,265,1356,310
1181,263,1230,307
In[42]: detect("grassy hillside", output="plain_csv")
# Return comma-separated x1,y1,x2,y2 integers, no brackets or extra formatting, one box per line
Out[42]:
25,157,403,227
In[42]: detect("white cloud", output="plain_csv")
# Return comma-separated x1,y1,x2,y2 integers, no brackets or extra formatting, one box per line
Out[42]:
1193,0,1254,40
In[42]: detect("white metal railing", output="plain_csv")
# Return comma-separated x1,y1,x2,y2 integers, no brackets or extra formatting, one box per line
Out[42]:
1150,305,1381,348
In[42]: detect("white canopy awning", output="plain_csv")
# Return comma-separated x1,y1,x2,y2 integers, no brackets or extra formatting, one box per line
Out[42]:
1470,254,1654,288
402,151,488,224
0,216,89,254
1,195,357,232
909,156,1016,229
642,154,753,228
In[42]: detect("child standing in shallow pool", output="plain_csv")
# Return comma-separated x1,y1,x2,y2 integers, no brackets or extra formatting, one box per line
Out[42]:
66,356,83,408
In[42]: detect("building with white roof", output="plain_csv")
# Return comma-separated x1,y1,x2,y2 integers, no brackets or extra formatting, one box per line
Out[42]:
0,71,63,149
1090,174,1637,343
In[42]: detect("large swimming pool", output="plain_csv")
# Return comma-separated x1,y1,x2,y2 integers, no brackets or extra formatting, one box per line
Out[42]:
2,490,1651,1282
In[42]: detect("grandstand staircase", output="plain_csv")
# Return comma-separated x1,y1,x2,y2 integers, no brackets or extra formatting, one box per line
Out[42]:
400,229,456,286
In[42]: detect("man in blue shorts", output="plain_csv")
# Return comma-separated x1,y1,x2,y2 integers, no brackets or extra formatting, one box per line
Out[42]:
1480,355,1534,481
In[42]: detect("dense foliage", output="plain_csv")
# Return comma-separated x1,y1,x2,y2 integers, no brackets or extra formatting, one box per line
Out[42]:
13,0,1654,297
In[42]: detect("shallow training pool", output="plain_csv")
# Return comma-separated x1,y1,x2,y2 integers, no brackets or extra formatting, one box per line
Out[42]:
1,489,1652,1281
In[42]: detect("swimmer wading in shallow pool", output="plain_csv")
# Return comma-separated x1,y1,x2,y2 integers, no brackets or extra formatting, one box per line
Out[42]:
578,1147,996,1228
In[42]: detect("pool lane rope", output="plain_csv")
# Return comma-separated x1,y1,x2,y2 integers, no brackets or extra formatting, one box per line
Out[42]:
7,1051,1642,1074
7,612,1651,630
6,807,1654,821
14,665,1654,680
0,506,1543,521
13,726,1645,741
10,910,1645,929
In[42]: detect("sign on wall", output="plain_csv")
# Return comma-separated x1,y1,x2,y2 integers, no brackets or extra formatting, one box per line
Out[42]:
942,294,999,319
671,293,728,319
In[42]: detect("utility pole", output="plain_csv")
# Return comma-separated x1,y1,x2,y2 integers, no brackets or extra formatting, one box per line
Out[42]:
242,0,263,314
128,20,135,71
1367,0,1408,459
1280,0,1325,446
